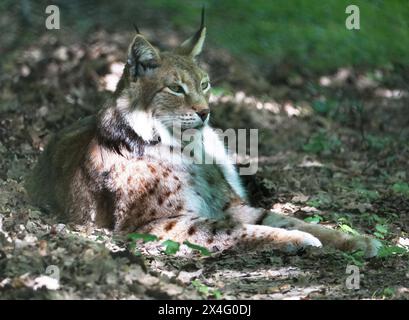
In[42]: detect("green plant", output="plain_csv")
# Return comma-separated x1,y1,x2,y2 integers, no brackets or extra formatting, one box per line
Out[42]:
353,187,380,201
303,131,341,155
335,216,360,236
342,250,365,267
365,135,392,151
372,287,397,299
306,192,332,209
127,233,159,255
183,241,211,256
381,287,396,298
377,245,407,258
392,182,409,196
311,100,338,116
373,224,388,239
160,240,212,256
127,233,158,243
359,213,388,228
339,224,359,236
162,239,181,255
304,214,324,224
191,280,222,299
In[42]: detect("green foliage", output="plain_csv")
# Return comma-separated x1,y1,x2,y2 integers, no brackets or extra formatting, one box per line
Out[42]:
12,1,409,73
151,0,409,72
191,280,222,299
381,287,396,298
349,181,380,202
335,215,359,235
310,100,372,133
261,178,276,190
358,213,389,231
339,224,359,236
354,188,380,201
304,214,324,224
342,250,365,267
212,289,223,300
183,241,211,256
372,214,387,224
126,235,211,256
311,100,338,116
128,242,141,256
127,233,159,256
391,182,409,196
210,87,233,97
372,287,397,299
365,135,392,151
303,131,341,155
306,192,332,209
377,245,408,258
305,199,321,208
373,224,388,239
127,233,158,243
334,214,352,224
162,239,181,255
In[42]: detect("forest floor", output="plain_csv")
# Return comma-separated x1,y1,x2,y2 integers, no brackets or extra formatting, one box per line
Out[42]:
1,20,409,300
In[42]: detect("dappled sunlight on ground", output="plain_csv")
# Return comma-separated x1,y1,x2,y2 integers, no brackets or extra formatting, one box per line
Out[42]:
101,62,124,92
210,90,313,119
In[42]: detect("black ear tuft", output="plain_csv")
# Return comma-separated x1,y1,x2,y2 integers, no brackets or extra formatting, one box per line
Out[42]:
133,23,140,35
175,7,207,58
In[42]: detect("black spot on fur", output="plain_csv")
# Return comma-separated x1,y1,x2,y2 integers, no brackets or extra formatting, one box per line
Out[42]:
187,226,196,235
222,202,231,211
164,220,176,231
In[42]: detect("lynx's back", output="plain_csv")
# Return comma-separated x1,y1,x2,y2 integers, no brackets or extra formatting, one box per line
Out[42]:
26,116,97,217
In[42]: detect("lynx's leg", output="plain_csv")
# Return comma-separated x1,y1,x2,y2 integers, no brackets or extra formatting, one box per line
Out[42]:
224,202,380,258
262,211,381,258
136,214,322,254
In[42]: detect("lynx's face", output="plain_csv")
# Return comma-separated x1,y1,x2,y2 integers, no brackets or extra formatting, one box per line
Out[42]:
141,53,211,129
116,12,211,131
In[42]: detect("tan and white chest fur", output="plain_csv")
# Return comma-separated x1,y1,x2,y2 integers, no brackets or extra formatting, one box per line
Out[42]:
83,109,246,233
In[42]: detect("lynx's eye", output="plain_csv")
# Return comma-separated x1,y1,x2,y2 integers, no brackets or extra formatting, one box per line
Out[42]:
201,80,210,91
166,84,185,96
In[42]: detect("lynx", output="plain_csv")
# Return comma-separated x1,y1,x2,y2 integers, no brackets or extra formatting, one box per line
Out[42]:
26,11,380,258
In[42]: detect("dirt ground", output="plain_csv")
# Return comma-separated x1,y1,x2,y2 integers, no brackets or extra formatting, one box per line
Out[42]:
1,19,409,300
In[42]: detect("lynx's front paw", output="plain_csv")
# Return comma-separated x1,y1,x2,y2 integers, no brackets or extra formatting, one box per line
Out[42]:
281,230,322,253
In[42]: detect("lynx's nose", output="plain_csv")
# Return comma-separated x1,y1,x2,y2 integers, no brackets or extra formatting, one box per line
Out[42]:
196,109,210,121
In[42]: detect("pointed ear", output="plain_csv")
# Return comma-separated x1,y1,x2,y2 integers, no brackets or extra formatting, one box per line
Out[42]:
176,8,206,58
127,35,160,80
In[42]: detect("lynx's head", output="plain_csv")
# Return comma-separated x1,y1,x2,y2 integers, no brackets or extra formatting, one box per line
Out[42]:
115,9,210,133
